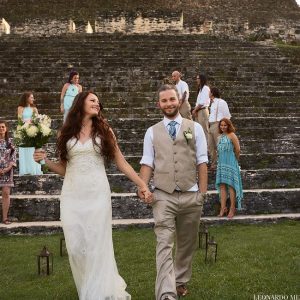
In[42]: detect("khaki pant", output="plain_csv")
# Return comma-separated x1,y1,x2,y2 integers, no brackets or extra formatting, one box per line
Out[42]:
152,189,204,300
208,122,220,166
196,108,209,142
179,101,192,120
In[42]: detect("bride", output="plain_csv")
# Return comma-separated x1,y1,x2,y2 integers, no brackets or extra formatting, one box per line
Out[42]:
34,91,152,300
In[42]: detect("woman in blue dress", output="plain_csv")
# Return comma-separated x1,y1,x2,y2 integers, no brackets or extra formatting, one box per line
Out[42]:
60,71,83,121
216,118,243,218
17,91,42,175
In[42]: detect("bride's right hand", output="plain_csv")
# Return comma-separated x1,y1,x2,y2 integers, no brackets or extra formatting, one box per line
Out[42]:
33,149,46,163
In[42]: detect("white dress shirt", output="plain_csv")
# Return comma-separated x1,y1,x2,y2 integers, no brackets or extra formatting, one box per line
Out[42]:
195,85,210,107
209,98,231,122
140,114,208,191
176,80,189,101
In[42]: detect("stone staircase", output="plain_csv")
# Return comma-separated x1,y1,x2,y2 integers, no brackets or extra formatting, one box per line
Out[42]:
0,34,299,234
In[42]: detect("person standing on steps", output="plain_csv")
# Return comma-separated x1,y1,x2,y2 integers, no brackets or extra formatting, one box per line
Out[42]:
171,71,192,120
216,118,243,218
60,70,82,122
17,91,43,176
34,91,152,300
138,84,208,300
0,120,16,225
208,87,231,170
192,74,210,142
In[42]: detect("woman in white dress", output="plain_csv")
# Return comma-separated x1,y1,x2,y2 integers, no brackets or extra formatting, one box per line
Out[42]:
34,91,152,300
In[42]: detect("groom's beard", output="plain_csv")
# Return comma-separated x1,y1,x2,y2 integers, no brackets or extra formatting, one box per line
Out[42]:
162,106,180,118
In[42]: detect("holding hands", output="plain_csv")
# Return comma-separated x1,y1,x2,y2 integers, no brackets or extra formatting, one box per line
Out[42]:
137,185,153,204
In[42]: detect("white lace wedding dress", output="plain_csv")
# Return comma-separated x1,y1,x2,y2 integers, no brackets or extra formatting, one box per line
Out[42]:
60,137,131,300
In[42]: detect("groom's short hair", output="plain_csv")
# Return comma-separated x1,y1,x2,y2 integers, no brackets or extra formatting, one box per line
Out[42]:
157,84,179,100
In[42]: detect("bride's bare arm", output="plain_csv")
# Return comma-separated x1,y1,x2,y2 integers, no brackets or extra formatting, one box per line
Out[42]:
113,145,152,202
33,150,66,176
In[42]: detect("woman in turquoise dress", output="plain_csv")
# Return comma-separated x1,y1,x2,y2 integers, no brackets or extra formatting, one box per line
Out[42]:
60,71,82,121
17,91,42,175
216,118,243,218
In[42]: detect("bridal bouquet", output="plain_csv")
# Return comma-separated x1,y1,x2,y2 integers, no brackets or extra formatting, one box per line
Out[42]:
14,113,53,169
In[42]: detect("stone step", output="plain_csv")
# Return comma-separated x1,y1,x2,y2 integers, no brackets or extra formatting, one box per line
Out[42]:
4,116,300,131
11,168,300,195
0,52,293,67
2,102,300,116
2,188,300,222
25,136,298,158
2,95,300,112
103,153,300,171
10,152,300,176
112,138,300,154
1,213,300,235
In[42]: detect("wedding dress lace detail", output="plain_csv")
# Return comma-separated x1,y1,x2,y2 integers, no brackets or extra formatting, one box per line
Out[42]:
60,138,131,300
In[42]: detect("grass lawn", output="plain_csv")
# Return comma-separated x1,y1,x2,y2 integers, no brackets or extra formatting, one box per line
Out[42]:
0,221,299,300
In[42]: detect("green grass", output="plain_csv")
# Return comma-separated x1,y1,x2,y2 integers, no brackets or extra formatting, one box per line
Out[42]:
0,221,299,299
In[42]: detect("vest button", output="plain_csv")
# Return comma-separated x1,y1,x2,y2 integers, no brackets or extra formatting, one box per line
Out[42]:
175,161,178,164
174,152,177,155
175,170,178,173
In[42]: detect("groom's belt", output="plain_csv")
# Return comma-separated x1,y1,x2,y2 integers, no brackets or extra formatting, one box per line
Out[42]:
154,187,197,193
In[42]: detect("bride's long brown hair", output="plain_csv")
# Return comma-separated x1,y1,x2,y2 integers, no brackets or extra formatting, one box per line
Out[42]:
57,91,116,162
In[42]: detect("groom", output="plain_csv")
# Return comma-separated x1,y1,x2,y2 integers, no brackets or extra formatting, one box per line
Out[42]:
138,84,208,300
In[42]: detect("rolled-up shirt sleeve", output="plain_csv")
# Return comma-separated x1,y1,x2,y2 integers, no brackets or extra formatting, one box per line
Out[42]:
194,123,208,165
140,127,154,169
196,86,210,107
218,100,231,119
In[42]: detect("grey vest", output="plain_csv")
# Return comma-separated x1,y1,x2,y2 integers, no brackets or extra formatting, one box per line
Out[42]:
152,119,197,194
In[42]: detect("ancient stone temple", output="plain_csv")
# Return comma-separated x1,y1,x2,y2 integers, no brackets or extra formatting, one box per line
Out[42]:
0,0,299,233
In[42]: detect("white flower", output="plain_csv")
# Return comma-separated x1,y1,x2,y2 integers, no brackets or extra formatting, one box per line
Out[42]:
21,122,30,129
183,128,193,142
17,125,22,131
39,115,51,127
13,131,22,139
26,125,39,137
185,133,192,140
40,124,51,136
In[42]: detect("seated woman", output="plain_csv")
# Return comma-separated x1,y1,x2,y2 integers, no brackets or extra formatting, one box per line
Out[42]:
216,118,243,218
0,120,16,224
17,91,42,175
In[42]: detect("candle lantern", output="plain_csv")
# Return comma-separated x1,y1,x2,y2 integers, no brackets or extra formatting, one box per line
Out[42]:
37,246,53,275
60,237,66,257
198,223,209,249
205,236,218,263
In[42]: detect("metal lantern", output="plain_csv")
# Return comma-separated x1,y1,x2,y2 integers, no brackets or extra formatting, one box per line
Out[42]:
205,236,218,263
37,246,53,275
198,223,209,249
60,237,66,257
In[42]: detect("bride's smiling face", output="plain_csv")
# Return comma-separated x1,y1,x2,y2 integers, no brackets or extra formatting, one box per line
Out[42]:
83,93,100,117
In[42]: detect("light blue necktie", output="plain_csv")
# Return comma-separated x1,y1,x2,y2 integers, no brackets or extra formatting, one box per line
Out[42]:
168,121,177,140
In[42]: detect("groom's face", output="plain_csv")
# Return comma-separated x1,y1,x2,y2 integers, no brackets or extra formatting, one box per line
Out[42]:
158,89,181,118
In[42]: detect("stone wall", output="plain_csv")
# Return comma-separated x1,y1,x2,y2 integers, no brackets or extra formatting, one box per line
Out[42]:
0,0,299,40
0,14,299,42
95,12,183,34
0,13,183,37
